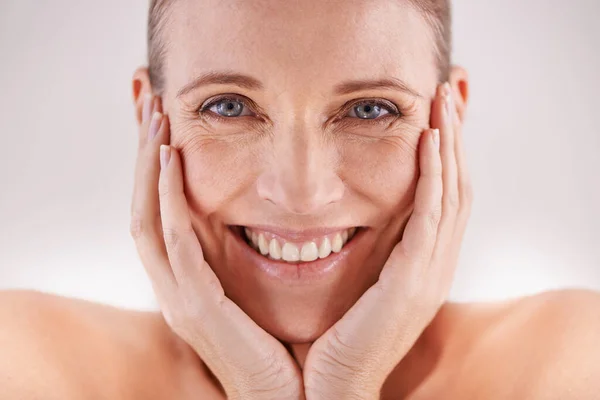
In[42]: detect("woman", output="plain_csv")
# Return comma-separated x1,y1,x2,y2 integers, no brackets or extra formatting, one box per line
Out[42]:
1,0,599,398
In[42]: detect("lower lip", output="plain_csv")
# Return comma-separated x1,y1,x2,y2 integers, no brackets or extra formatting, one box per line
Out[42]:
228,226,366,285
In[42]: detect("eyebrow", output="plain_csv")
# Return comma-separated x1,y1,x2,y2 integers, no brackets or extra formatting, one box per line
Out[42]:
333,77,423,98
176,70,422,99
176,71,264,98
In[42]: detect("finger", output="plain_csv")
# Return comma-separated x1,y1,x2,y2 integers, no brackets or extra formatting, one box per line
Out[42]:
154,95,163,115
142,93,153,124
138,94,161,149
130,98,177,292
334,129,443,365
380,129,442,288
156,147,299,380
429,83,459,271
454,103,473,224
131,95,164,217
400,128,443,260
158,145,217,290
449,95,473,271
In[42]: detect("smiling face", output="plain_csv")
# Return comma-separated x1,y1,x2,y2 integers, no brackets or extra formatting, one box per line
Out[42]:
135,0,457,343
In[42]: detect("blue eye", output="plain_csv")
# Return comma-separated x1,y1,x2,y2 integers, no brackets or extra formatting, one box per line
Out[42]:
204,97,253,117
346,101,396,120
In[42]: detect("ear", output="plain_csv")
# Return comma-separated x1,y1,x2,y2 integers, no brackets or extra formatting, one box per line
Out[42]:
448,65,469,123
132,66,154,126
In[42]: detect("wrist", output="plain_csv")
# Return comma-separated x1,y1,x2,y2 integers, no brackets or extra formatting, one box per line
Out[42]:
225,382,304,400
305,374,382,400
308,388,380,400
223,371,305,400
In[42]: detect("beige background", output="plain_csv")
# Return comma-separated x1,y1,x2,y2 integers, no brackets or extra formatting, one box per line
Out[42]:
0,1,598,310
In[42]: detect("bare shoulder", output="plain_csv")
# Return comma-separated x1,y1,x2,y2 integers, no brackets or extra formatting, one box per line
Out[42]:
443,289,600,399
0,290,219,400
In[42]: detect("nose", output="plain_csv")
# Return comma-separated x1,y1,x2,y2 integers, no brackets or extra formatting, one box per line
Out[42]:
256,122,345,215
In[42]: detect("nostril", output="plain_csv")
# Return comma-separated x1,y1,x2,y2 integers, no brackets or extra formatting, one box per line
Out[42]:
256,168,345,215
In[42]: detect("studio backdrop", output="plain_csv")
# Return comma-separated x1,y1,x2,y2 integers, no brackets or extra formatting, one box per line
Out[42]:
0,0,598,309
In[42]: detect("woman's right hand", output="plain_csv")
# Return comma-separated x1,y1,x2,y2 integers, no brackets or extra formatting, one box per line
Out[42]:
130,95,304,400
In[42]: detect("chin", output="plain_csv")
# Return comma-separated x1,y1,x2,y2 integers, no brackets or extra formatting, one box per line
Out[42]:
198,224,396,344
258,306,337,344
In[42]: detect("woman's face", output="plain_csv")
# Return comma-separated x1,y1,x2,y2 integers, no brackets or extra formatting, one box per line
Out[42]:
143,0,452,343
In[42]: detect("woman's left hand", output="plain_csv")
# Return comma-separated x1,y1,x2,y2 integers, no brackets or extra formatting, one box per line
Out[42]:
303,82,472,399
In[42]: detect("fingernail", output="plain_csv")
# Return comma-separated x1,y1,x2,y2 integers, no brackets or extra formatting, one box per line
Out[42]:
148,111,162,140
160,145,171,170
431,129,440,149
443,81,451,93
142,93,153,123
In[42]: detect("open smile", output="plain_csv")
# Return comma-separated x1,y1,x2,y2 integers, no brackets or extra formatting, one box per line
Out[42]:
228,225,366,285
242,227,358,262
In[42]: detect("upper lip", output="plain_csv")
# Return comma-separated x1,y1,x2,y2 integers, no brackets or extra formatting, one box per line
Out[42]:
238,224,359,242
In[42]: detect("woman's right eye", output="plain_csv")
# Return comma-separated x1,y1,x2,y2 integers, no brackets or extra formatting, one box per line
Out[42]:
203,97,253,118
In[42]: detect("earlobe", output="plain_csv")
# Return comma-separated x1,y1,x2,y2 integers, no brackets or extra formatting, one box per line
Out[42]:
132,67,153,125
448,66,469,123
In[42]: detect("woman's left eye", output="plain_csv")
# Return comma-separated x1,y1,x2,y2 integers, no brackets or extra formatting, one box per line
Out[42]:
203,97,254,118
346,101,397,120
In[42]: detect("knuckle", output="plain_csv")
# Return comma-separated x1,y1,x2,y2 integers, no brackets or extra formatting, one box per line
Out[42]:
329,326,354,354
412,205,442,237
158,186,170,199
251,348,283,379
446,191,460,210
130,210,161,241
129,215,144,240
244,355,298,398
158,179,171,198
163,224,195,251
325,326,366,368
460,178,474,204
432,162,443,178
162,227,180,249
428,206,442,231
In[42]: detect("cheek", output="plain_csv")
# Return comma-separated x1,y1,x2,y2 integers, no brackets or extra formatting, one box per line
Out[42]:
340,130,420,212
178,134,260,215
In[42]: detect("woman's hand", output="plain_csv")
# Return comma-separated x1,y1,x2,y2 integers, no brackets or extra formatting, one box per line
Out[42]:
302,82,472,399
130,95,305,400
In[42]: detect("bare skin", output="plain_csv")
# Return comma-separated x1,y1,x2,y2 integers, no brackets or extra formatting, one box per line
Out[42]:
2,0,600,398
1,289,599,399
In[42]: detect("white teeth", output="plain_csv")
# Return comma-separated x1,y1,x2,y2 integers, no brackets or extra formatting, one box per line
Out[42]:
300,242,319,262
281,242,300,262
258,234,269,255
348,227,356,239
269,238,282,260
251,231,258,249
331,233,343,253
244,228,358,262
318,237,332,259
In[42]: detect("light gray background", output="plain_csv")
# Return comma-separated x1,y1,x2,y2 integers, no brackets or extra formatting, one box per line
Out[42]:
0,1,598,310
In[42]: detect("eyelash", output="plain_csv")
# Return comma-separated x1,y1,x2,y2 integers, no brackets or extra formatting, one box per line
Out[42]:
198,95,402,124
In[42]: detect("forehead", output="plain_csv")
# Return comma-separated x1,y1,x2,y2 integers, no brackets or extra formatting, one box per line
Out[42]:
163,0,438,99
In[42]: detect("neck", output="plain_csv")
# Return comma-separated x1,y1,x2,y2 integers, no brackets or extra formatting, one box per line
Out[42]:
287,342,312,370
